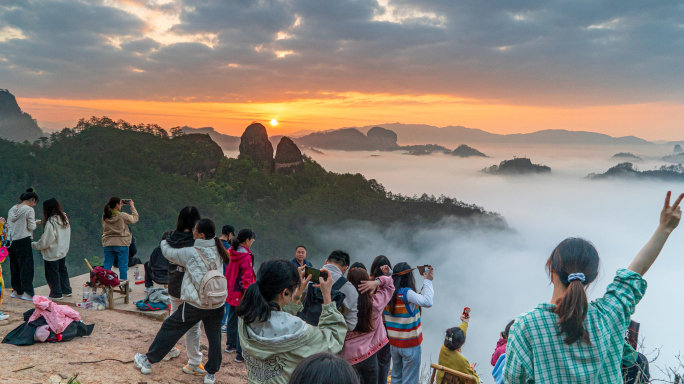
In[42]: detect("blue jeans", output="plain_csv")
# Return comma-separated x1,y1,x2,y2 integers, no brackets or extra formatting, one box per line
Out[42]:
103,246,130,280
390,344,421,384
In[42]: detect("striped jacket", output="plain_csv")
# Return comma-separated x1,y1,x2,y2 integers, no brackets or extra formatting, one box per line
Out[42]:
384,288,423,348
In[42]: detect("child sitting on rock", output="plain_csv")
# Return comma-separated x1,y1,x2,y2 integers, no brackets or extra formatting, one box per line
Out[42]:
437,314,479,384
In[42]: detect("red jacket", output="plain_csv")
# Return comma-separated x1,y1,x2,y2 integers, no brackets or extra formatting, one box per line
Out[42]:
225,246,256,306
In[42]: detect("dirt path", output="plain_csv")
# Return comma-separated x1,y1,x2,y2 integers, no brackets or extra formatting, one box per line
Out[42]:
0,298,248,384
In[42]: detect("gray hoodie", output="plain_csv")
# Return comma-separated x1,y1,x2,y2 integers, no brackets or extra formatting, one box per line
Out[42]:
8,204,37,240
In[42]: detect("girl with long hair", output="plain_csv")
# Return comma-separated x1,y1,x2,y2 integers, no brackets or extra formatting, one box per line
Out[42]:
7,188,40,300
341,264,394,384
370,255,393,384
101,196,138,280
224,228,257,362
236,259,347,384
32,198,72,299
504,191,683,383
383,262,434,384
135,218,229,384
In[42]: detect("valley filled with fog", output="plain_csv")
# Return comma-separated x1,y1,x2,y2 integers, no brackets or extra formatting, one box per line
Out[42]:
299,144,683,381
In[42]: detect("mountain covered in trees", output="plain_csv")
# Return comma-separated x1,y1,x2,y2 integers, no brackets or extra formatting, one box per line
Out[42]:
0,117,503,286
452,144,488,158
611,152,643,162
482,157,551,174
0,89,44,142
587,162,684,181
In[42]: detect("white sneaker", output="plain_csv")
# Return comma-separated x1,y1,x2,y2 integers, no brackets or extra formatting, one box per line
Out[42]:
134,353,152,375
20,293,33,301
183,363,207,376
204,373,216,384
163,347,180,361
0,313,9,321
10,291,20,299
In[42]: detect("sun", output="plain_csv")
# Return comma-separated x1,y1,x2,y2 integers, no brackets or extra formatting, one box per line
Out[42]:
270,119,278,126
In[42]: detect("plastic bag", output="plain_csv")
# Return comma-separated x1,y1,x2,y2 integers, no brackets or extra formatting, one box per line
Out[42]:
85,291,107,310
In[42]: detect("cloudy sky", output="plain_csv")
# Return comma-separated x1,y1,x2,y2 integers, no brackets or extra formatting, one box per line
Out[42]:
1,0,684,139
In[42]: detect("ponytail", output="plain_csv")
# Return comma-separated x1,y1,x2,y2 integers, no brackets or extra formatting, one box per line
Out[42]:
103,197,120,220
214,237,229,265
231,228,255,251
546,237,600,345
236,259,299,325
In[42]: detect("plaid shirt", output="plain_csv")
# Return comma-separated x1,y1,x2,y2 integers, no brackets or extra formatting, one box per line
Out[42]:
504,269,647,384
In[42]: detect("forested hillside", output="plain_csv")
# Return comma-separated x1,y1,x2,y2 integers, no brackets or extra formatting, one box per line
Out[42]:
1,117,503,286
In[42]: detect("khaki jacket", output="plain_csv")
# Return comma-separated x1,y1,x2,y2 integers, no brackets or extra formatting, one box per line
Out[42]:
101,207,138,247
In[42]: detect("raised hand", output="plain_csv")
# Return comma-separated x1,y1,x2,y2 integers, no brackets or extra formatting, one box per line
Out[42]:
358,279,380,294
660,191,683,233
424,266,434,281
629,191,684,276
319,275,334,305
295,265,311,298
460,314,469,323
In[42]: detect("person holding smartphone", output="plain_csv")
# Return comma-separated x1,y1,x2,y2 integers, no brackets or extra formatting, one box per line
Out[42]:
7,188,40,300
101,197,138,280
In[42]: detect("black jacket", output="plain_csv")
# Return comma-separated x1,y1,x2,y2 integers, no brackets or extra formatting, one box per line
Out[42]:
147,245,169,284
165,230,195,298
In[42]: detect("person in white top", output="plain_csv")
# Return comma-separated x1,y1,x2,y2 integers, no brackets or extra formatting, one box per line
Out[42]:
32,198,72,300
7,188,40,301
134,218,229,384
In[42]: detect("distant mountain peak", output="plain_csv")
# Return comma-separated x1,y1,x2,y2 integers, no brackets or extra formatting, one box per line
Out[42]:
0,89,45,142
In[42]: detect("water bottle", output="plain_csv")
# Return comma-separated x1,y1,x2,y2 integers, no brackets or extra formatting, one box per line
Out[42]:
82,285,91,302
135,266,140,280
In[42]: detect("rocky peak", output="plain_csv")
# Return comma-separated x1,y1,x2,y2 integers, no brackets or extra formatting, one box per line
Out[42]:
275,136,304,173
239,122,275,171
0,89,44,142
367,126,398,150
675,144,683,153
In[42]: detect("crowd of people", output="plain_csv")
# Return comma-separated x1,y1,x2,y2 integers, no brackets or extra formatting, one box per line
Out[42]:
2,188,682,384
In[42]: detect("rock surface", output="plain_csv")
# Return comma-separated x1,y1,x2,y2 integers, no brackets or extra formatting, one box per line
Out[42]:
0,298,247,384
675,144,683,153
239,122,275,171
275,136,304,173
0,89,44,142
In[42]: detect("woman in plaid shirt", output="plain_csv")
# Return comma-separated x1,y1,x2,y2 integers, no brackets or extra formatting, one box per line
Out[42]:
504,191,683,384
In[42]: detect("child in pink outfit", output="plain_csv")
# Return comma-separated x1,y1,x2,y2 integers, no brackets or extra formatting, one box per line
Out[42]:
491,320,515,366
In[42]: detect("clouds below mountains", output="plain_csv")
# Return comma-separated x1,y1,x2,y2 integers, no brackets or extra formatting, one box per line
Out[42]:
2,0,684,106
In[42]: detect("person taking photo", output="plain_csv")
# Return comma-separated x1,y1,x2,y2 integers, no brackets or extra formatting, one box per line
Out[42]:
101,197,138,281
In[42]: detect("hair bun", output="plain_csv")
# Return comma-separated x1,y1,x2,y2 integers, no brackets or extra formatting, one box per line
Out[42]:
26,187,35,193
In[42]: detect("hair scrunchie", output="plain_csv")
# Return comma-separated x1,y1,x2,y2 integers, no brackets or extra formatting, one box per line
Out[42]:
567,273,586,283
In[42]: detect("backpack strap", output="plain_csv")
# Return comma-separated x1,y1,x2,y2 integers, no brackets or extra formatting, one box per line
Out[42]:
332,276,348,291
194,247,218,271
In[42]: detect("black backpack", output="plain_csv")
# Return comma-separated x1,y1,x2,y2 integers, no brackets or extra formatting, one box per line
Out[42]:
300,277,348,326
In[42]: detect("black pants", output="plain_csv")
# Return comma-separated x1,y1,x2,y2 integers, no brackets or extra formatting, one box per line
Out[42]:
44,258,72,297
354,352,379,384
146,302,225,374
9,237,34,296
144,261,154,288
377,342,391,384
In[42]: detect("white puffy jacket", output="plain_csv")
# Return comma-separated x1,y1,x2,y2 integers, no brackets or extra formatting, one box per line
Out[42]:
161,238,225,310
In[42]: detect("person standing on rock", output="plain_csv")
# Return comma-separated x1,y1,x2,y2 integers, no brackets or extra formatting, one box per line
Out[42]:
162,206,206,375
32,198,72,300
135,218,228,384
101,197,138,280
8,188,40,301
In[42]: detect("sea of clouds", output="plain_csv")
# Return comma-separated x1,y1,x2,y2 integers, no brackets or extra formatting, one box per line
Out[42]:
304,144,684,381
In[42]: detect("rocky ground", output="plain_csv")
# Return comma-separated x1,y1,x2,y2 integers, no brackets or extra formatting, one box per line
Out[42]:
0,297,248,384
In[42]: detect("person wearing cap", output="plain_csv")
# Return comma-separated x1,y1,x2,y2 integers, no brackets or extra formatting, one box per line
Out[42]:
291,245,312,268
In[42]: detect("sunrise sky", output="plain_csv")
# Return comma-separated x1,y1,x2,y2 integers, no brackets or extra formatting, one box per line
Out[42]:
2,0,684,140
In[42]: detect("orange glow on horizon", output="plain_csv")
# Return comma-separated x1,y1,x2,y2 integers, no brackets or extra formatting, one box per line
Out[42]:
17,93,684,141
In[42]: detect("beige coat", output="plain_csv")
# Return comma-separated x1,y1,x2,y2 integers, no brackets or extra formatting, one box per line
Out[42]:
32,216,71,261
101,207,139,247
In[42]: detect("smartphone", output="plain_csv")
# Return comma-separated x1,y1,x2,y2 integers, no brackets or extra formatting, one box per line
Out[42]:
305,266,329,282
417,265,431,275
122,199,131,204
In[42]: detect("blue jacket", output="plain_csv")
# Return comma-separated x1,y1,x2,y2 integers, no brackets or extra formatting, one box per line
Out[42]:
291,258,312,268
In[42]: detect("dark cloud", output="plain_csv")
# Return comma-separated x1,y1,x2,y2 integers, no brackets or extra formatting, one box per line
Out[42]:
1,0,683,106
